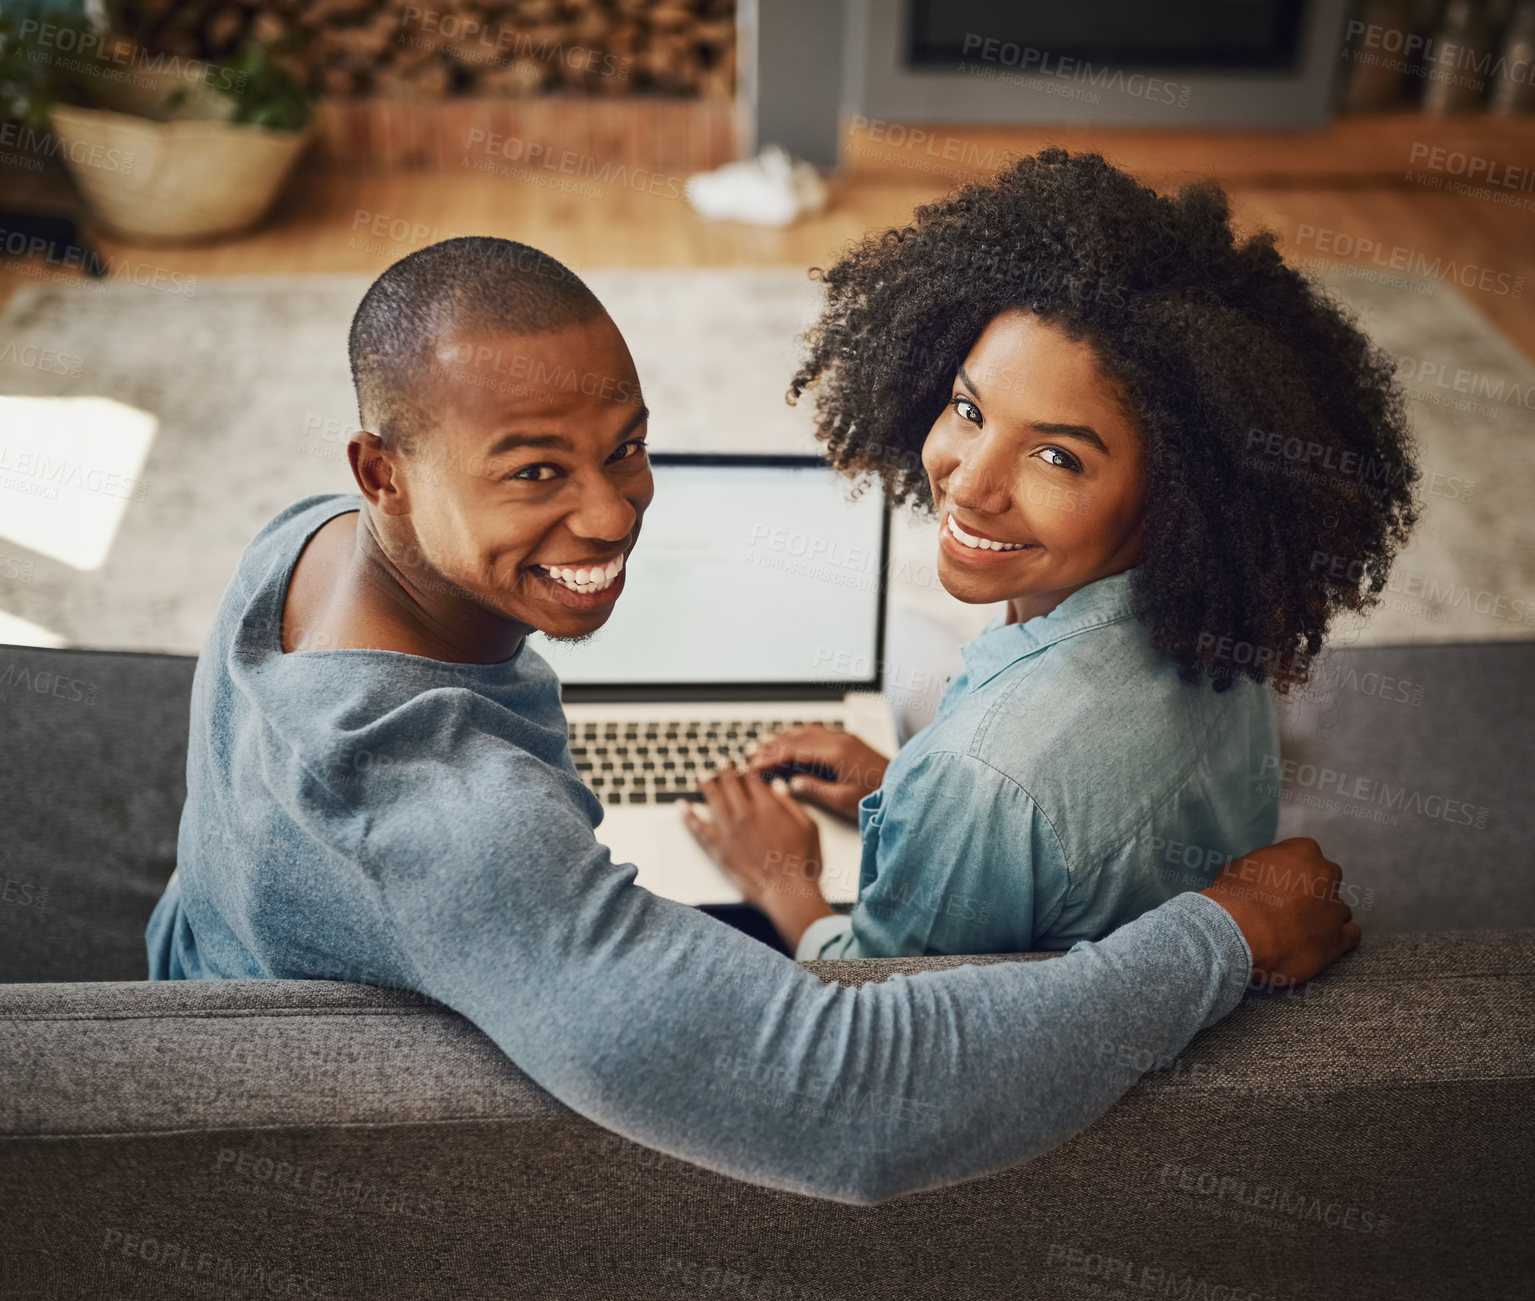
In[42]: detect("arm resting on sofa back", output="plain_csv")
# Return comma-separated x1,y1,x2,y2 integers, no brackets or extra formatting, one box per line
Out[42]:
2,931,1531,1301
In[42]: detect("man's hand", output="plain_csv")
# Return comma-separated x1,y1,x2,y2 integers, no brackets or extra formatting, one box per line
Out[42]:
745,724,890,822
1198,837,1362,986
680,764,834,951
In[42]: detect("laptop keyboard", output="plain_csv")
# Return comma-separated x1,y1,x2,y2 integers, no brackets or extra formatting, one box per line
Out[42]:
567,717,844,805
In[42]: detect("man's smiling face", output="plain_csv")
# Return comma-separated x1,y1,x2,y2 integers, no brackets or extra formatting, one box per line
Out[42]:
375,313,653,642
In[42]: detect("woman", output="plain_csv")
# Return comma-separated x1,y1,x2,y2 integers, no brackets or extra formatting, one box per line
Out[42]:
684,150,1415,961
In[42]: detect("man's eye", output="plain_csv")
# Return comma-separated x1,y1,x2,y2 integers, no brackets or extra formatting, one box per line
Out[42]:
950,396,982,425
509,463,560,482
609,438,648,463
1037,446,1083,473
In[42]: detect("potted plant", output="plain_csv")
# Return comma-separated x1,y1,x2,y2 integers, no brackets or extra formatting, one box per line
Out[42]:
0,13,313,243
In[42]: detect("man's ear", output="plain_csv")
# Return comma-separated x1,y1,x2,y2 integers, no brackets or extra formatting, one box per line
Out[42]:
349,430,409,516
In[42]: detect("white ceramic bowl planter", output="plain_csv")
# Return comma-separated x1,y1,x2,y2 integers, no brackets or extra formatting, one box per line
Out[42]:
47,65,311,243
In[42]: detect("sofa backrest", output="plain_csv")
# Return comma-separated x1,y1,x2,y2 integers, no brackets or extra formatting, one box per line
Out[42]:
2,638,1532,983
1271,640,1535,931
2,934,1532,1299
1,645,194,982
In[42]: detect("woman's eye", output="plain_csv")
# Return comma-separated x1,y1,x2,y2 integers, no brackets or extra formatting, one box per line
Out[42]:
950,396,982,425
1036,446,1083,473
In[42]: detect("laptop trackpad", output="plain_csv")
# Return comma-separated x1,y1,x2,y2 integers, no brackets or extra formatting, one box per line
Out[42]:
602,805,862,908
601,807,743,907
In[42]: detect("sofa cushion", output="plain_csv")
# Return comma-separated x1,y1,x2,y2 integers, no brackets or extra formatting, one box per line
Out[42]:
1273,640,1535,931
0,645,194,982
2,637,1531,983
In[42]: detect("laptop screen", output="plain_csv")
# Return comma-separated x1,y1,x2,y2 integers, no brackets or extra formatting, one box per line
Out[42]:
538,453,889,698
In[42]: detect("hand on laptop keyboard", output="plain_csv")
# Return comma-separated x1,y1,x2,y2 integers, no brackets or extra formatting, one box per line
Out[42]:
566,718,845,805
744,723,890,821
681,763,836,950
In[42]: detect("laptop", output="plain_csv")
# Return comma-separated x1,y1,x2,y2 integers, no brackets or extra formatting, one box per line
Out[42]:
537,452,899,906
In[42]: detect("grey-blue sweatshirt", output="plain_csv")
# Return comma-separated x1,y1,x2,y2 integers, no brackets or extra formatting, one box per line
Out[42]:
147,493,1254,1205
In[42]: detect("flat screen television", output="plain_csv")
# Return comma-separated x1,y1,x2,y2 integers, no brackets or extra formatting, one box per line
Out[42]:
908,0,1309,73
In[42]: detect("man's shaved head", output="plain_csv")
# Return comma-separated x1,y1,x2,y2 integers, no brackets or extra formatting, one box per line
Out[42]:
348,236,606,449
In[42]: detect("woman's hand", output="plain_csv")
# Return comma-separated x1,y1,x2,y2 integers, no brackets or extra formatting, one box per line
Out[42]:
680,764,835,951
745,724,890,822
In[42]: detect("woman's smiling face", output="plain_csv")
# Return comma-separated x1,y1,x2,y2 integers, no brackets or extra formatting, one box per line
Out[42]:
921,309,1148,624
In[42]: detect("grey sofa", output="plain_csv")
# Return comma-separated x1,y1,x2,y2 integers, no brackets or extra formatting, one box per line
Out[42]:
2,641,1532,1300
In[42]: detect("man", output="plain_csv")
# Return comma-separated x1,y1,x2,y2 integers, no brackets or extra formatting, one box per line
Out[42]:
147,237,1358,1205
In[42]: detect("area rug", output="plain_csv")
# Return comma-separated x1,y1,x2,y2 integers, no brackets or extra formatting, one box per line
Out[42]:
0,265,1531,654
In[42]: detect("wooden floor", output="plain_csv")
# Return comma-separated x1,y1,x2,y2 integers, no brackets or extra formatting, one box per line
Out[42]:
4,114,1534,359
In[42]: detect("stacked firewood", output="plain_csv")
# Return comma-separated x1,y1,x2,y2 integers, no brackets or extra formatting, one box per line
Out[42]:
102,0,735,97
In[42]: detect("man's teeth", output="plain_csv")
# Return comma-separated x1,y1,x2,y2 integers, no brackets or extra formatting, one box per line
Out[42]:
541,555,624,594
947,514,1029,551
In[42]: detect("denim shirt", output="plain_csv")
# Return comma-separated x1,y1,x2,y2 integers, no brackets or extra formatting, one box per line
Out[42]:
145,495,1254,1204
798,570,1279,961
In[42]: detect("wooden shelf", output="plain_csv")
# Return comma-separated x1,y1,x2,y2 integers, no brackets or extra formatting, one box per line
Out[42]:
302,95,737,173
841,112,1535,187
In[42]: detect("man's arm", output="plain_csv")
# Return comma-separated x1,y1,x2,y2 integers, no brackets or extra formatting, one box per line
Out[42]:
364,739,1255,1205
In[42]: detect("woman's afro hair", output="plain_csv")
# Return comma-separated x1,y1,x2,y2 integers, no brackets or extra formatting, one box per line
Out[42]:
790,148,1419,692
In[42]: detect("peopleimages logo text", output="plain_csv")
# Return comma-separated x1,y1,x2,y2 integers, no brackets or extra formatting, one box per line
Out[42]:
960,33,1193,105
1258,756,1488,829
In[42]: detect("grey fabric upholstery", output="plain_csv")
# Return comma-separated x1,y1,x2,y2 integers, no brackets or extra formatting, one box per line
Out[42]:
1273,640,1535,932
3,638,1532,986
2,641,1534,1296
0,646,195,983
2,935,1532,1299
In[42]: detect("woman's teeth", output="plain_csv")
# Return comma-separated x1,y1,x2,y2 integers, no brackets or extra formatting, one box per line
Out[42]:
540,554,624,594
946,514,1029,551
